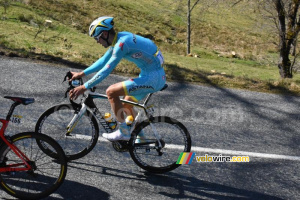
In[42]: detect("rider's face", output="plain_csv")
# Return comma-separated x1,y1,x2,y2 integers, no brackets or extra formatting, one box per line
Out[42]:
95,31,109,48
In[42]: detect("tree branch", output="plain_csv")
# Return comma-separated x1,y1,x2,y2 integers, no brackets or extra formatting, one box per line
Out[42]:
190,0,200,12
231,0,243,8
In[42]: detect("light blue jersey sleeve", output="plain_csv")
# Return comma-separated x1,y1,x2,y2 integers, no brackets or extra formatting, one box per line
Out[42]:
83,48,113,76
84,40,129,89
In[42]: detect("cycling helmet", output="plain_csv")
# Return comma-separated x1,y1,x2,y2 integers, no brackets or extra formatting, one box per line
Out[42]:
89,16,114,38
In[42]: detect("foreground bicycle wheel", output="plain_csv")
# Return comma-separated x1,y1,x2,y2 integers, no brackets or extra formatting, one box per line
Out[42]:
35,104,99,161
0,132,67,200
129,116,191,173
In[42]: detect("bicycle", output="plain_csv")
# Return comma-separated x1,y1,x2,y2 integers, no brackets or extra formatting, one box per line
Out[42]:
0,96,67,200
35,71,191,173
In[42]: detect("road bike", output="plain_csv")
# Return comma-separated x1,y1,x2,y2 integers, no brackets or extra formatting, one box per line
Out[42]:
0,96,67,200
35,72,191,173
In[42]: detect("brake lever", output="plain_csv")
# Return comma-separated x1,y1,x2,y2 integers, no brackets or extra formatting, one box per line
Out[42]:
63,71,74,98
63,71,73,84
63,71,85,98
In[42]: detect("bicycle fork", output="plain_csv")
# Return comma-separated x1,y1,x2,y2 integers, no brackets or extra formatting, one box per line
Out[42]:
0,139,33,172
66,103,87,136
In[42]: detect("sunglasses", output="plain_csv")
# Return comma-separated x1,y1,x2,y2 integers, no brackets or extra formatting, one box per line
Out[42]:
94,32,104,42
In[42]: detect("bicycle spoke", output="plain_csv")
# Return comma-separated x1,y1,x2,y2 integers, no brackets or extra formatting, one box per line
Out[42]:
130,116,191,173
35,104,99,160
0,133,67,199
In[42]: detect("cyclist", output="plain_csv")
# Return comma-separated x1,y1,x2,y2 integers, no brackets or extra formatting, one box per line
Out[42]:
69,16,166,141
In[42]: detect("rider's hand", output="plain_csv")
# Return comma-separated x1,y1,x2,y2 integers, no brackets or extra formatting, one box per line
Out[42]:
69,71,85,81
69,85,87,100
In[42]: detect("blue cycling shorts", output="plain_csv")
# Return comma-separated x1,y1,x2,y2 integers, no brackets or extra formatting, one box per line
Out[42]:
122,68,166,102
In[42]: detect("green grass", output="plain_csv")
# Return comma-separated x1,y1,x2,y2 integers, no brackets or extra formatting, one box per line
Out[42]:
1,0,300,95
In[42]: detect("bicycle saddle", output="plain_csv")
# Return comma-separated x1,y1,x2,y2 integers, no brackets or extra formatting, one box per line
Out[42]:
4,96,35,105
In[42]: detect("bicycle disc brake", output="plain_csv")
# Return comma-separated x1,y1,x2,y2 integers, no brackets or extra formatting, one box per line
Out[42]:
112,141,129,152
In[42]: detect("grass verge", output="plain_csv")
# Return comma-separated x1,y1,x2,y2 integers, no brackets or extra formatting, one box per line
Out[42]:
1,1,300,96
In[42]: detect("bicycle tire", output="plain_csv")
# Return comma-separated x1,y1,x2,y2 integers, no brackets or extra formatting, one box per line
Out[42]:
129,116,191,173
35,104,99,161
0,132,67,200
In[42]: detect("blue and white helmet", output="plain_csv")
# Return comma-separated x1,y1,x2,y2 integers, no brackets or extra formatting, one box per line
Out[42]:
89,16,114,37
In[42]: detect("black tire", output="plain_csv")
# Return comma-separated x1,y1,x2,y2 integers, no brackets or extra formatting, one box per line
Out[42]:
35,104,99,161
0,132,67,200
129,116,191,173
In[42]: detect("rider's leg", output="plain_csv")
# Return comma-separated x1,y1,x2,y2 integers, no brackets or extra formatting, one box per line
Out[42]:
106,82,126,123
123,96,137,118
103,70,165,141
122,96,148,143
102,82,131,141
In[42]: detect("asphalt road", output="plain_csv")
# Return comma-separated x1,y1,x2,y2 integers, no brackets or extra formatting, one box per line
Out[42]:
0,56,299,199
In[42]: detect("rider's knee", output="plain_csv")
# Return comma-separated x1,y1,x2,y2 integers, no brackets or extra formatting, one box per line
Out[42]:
106,83,124,99
106,86,115,99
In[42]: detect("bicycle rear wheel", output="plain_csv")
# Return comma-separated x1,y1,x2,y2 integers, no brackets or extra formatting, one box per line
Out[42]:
129,116,191,173
0,132,67,200
35,104,99,161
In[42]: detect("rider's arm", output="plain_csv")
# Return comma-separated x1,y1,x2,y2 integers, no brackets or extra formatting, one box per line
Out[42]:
84,40,128,89
83,48,113,76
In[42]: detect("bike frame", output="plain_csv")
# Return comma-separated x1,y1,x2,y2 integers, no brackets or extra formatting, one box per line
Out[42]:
0,103,32,172
66,89,163,147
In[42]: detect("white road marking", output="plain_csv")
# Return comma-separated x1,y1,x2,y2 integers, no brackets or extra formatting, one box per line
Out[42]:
70,134,300,161
190,146,300,161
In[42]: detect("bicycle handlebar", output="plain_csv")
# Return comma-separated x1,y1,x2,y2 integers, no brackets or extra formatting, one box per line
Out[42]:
62,71,96,99
63,71,84,87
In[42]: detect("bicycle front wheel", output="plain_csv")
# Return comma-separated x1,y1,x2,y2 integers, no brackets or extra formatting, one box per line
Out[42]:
129,116,191,173
0,132,67,200
35,104,99,161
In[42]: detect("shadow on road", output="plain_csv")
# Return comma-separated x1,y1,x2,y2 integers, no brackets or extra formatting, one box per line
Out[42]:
65,161,283,200
44,179,109,200
143,172,283,200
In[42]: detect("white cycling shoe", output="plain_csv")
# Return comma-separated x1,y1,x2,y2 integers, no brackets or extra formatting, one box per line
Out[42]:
102,123,130,141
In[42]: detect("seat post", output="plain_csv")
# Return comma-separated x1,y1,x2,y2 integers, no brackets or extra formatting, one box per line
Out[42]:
142,93,154,106
6,102,20,121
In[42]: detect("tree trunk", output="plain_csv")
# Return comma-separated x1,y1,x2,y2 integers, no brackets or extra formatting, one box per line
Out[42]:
278,56,292,78
275,0,293,78
187,0,191,55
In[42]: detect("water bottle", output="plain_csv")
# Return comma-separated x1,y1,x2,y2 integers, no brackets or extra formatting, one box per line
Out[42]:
104,113,117,130
125,115,134,126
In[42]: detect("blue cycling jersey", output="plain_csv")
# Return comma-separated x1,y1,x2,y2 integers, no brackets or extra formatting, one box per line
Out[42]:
84,32,164,89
